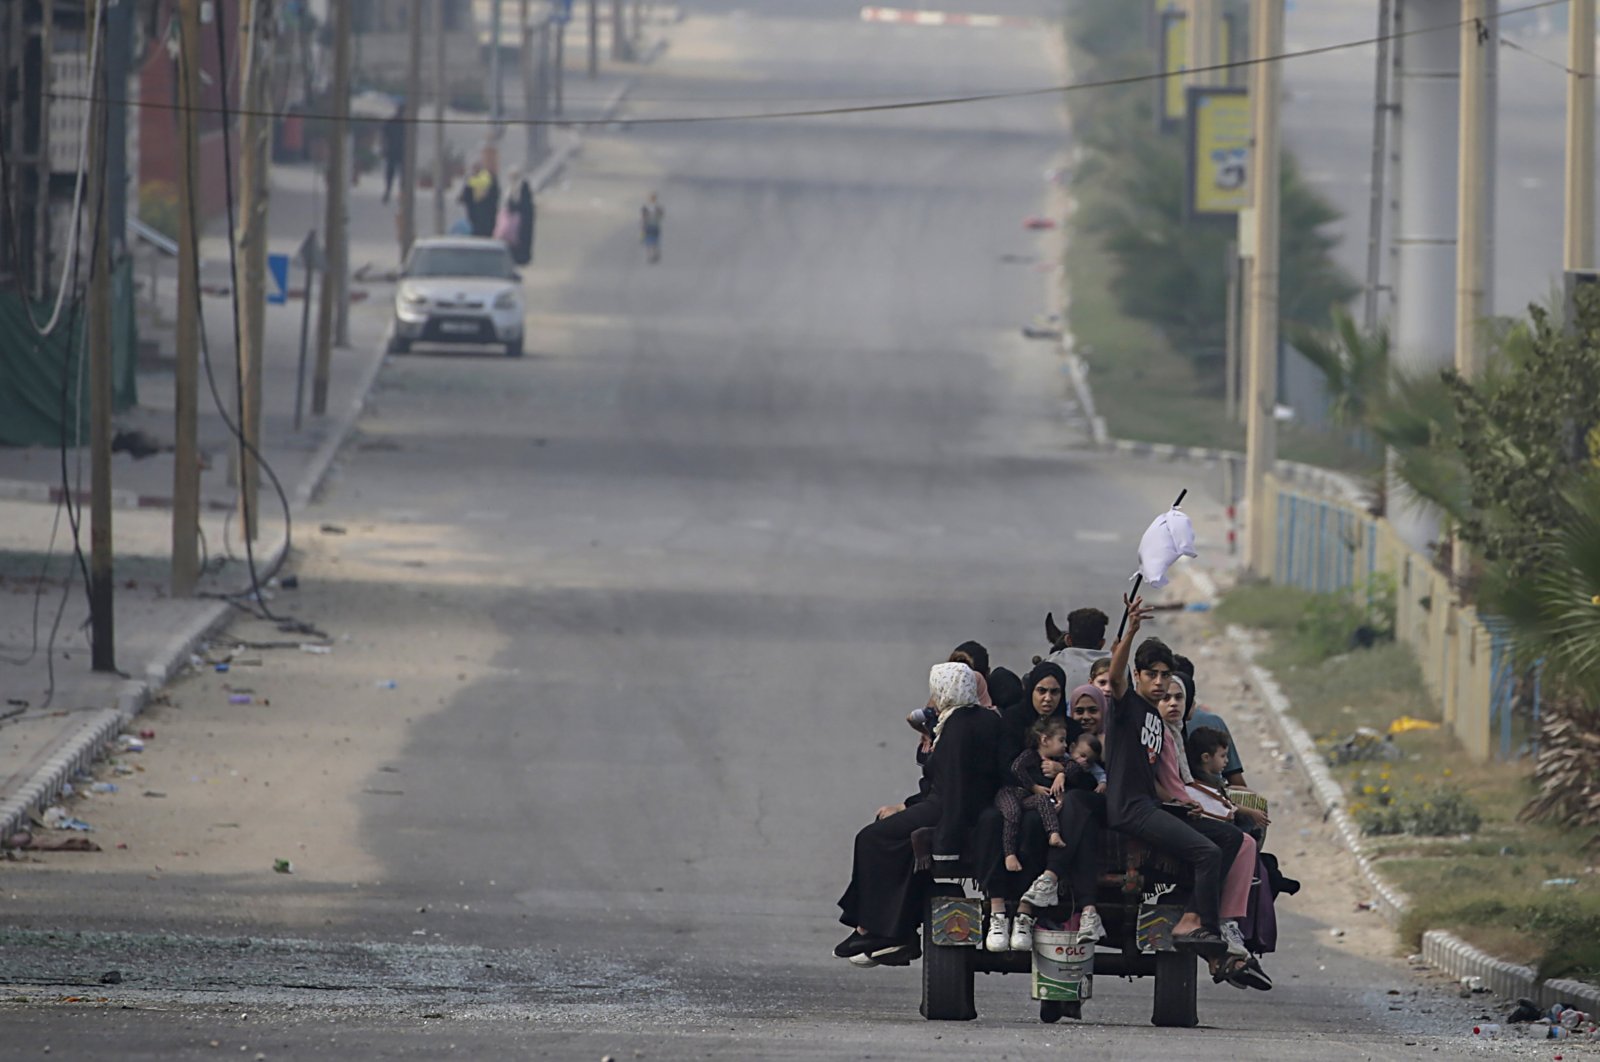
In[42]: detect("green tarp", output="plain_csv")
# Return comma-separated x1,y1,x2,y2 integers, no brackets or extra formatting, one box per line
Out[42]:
0,258,138,447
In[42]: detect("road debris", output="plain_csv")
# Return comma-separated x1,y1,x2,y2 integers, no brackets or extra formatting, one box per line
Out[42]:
273,859,294,874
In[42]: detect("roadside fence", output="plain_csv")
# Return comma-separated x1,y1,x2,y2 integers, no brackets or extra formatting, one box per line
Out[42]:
1264,475,1537,761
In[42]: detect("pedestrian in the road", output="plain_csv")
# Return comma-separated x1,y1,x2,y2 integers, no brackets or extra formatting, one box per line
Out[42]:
459,156,501,238
382,102,406,205
510,175,536,266
640,192,664,264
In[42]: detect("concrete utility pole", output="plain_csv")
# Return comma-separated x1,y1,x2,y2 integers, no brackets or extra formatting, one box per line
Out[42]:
236,0,270,542
1566,0,1596,271
433,0,448,236
1391,0,1459,553
588,0,599,77
554,15,566,114
173,0,204,596
87,0,114,671
313,0,351,415
400,0,424,259
1244,0,1284,579
1363,0,1396,333
1456,0,1492,383
1186,0,1221,88
612,0,630,60
492,0,505,127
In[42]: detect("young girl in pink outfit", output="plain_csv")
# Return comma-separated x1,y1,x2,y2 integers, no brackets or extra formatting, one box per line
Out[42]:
1155,674,1260,978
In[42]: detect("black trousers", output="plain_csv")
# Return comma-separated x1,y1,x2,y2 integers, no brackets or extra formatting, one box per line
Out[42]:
836,799,942,941
974,790,1100,913
1116,804,1243,932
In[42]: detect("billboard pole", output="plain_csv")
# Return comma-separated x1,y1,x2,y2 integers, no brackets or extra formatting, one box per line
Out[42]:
1244,0,1283,579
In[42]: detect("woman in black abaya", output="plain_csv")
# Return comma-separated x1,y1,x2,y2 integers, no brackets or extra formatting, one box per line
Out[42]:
835,662,1000,965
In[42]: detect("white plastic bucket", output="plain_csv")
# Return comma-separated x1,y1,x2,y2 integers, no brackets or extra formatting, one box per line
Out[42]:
1032,927,1094,1002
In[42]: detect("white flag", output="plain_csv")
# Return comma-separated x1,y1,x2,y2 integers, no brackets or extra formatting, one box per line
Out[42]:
1134,506,1197,588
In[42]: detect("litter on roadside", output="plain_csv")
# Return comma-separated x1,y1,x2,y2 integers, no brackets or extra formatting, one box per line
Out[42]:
41,806,92,832
300,644,333,655
1387,715,1440,735
229,694,253,705
118,735,145,753
273,859,294,874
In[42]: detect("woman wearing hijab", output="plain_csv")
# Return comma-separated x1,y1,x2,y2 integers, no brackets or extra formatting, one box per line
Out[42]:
836,662,1001,966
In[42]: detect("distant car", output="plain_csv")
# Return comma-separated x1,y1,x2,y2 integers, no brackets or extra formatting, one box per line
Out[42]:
390,237,525,357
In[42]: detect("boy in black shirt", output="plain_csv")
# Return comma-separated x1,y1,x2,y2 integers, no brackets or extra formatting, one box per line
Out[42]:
1103,595,1228,953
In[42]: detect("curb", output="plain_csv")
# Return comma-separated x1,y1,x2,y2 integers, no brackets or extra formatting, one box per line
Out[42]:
1199,599,1600,1015
1057,339,1368,508
0,36,664,848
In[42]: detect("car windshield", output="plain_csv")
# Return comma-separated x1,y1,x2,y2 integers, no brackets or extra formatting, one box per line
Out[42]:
408,245,514,280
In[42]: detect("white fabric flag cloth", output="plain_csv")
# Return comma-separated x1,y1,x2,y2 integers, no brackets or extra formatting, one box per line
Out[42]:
1134,506,1197,588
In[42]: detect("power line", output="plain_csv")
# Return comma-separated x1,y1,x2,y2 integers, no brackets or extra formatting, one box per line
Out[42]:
34,0,1570,128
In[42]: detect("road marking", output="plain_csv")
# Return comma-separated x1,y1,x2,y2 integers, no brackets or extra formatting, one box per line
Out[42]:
1074,530,1120,544
860,6,1032,28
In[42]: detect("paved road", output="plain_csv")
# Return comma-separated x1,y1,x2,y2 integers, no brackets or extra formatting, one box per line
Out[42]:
0,4,1559,1058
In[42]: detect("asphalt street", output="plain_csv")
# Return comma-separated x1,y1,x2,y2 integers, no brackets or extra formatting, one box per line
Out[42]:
0,3,1579,1059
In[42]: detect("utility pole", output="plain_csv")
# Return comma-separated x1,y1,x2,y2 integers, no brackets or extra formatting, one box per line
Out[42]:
1362,0,1395,333
173,0,203,596
491,0,504,126
400,0,424,259
312,0,350,415
1243,0,1283,579
433,0,448,236
1566,0,1596,272
1186,0,1220,87
236,0,269,541
87,0,114,671
612,0,630,61
588,0,599,76
1456,0,1491,383
554,15,566,115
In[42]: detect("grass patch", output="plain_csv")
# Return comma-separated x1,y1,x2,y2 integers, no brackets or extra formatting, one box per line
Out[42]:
1218,581,1600,982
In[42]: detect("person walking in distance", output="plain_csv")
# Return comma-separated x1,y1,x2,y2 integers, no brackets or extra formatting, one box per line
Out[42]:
641,192,664,264
382,102,406,205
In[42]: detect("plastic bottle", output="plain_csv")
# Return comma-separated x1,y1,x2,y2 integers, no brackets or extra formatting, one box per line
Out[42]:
1548,1025,1570,1040
1473,1023,1501,1038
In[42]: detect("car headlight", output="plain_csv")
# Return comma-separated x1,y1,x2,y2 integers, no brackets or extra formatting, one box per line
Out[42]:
400,286,428,307
494,289,519,311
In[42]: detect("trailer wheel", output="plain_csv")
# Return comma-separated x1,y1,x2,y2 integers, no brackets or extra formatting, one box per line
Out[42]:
921,888,976,1021
1152,949,1199,1027
1039,1000,1063,1024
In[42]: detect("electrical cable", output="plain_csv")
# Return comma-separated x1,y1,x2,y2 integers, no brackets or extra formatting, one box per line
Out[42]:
35,0,1572,129
182,0,293,619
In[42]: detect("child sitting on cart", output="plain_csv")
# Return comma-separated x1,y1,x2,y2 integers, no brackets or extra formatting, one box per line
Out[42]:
998,717,1074,872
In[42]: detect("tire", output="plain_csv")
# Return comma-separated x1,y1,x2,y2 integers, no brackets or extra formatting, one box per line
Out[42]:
921,890,976,1021
505,336,523,358
1063,1001,1082,1020
388,334,411,354
1152,949,1199,1028
1039,1000,1063,1024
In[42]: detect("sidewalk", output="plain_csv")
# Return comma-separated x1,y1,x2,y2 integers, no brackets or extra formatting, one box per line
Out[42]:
0,39,659,844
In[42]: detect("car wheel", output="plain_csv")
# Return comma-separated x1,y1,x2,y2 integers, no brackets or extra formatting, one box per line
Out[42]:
388,334,411,354
505,336,523,358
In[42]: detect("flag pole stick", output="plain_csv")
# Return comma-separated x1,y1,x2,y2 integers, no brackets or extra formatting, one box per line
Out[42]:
1115,488,1190,642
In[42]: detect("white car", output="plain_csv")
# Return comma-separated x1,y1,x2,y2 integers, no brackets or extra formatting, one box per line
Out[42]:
390,237,526,357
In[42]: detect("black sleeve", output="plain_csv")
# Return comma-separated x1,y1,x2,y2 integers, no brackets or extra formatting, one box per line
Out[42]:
1012,750,1047,791
1061,760,1097,792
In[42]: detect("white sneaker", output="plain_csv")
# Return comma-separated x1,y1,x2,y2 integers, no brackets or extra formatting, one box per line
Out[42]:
985,914,1010,952
1079,908,1105,941
1010,911,1036,952
1020,873,1059,909
1221,920,1248,958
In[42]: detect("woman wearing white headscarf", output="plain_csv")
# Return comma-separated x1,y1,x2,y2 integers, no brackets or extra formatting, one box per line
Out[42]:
835,662,1002,966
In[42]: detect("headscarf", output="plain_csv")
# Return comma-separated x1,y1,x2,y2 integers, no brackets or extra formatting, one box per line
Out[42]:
1023,661,1068,712
928,661,979,746
987,667,1024,712
1067,683,1108,721
1167,671,1196,784
973,670,993,709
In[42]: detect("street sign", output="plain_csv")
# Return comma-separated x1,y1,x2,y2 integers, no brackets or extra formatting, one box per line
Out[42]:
1185,86,1251,220
267,252,290,305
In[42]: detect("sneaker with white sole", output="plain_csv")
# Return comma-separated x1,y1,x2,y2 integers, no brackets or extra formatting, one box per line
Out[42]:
986,914,1010,952
1221,919,1248,958
1010,911,1036,952
1020,873,1059,909
1078,908,1105,941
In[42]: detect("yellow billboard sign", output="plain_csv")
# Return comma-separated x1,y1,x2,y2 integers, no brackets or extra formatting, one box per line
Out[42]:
1186,86,1252,218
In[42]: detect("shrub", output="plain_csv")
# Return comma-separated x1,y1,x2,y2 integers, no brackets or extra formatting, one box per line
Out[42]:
1355,785,1483,837
138,181,181,241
